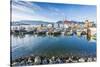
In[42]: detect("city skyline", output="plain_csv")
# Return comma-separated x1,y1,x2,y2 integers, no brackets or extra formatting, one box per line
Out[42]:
12,1,96,23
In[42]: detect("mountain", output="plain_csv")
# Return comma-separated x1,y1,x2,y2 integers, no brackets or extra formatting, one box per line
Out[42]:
56,20,79,24
20,20,54,25
56,21,63,24
11,20,82,26
11,20,54,26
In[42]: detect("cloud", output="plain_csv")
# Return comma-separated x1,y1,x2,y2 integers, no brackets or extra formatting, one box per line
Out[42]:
12,1,67,22
11,1,96,22
12,1,53,22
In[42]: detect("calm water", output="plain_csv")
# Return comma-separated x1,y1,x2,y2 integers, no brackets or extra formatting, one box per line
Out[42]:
11,34,96,60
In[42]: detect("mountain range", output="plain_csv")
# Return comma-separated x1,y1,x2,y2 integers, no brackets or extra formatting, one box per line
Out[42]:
11,20,81,26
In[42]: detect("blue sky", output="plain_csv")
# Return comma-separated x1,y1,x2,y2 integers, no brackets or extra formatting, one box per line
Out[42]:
12,1,96,23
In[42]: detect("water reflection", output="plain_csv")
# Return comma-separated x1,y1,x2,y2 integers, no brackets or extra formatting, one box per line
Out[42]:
11,34,96,60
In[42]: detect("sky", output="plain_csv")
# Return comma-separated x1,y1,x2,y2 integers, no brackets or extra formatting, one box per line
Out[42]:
11,0,96,23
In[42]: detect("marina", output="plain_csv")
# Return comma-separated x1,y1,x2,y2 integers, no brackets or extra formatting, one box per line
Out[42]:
11,19,96,66
11,1,97,66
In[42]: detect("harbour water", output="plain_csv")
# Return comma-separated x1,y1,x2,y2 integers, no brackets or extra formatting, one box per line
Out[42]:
11,34,96,60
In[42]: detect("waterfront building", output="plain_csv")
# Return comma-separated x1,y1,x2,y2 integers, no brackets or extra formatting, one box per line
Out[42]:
84,20,93,28
89,27,96,36
64,20,71,28
11,25,19,31
83,20,95,40
47,24,53,28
